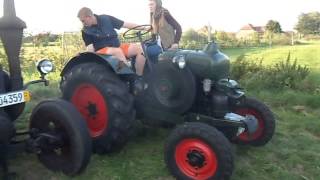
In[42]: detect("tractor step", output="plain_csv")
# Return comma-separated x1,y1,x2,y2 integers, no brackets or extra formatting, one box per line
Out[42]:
185,113,258,134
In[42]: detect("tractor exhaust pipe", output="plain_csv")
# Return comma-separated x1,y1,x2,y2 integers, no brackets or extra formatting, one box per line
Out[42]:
0,0,26,91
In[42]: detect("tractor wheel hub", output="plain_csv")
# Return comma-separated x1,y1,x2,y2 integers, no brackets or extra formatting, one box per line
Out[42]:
187,150,206,168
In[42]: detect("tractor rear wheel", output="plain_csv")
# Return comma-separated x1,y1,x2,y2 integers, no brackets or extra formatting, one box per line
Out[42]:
61,63,136,154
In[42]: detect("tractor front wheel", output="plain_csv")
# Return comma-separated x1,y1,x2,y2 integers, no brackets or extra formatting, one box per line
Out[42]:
232,97,275,146
165,122,234,180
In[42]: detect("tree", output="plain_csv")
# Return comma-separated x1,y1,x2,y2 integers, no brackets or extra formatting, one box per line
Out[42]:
295,12,320,35
182,28,206,42
216,31,229,41
198,25,213,42
250,32,260,45
266,20,282,33
180,29,207,49
265,20,282,47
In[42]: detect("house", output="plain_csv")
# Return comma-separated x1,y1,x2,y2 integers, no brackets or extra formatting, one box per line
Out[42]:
236,24,265,40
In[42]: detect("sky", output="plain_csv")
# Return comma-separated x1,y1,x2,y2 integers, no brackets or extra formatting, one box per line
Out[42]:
0,0,319,34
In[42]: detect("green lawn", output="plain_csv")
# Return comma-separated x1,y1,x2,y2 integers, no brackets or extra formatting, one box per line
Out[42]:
223,41,320,70
7,41,320,180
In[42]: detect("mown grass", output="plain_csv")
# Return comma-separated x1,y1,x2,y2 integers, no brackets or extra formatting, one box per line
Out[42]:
5,41,320,180
223,41,320,70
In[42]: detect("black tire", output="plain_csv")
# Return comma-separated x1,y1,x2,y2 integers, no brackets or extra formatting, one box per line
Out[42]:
232,97,275,146
139,60,196,114
4,103,25,121
61,63,135,154
29,99,91,176
0,111,15,143
165,122,234,180
136,60,196,127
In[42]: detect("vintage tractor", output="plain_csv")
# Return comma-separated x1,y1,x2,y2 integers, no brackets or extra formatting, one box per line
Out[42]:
60,25,275,179
0,0,91,178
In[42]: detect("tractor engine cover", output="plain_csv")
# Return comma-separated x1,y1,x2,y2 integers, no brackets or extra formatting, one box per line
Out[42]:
159,42,230,82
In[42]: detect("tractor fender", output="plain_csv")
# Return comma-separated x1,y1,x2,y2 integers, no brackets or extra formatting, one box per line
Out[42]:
60,52,135,77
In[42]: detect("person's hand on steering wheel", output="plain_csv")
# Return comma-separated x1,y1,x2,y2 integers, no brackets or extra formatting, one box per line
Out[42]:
143,26,152,32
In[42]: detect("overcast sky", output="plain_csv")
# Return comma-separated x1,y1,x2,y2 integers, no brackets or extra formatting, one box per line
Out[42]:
0,0,319,33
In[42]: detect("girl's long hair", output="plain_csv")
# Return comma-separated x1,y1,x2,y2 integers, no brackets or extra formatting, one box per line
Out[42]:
150,0,165,33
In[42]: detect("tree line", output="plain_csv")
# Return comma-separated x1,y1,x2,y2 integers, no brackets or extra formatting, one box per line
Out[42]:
18,11,320,49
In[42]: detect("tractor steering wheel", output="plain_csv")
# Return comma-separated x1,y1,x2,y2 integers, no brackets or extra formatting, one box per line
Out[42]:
123,24,152,40
123,25,155,73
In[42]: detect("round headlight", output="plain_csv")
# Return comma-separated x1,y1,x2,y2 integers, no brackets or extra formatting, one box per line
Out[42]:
173,55,186,69
37,59,53,74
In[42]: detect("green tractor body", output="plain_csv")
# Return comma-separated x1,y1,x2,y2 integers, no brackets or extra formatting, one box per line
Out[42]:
60,27,276,179
159,42,230,81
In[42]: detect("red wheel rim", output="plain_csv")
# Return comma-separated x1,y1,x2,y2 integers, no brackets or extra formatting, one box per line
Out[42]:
175,138,218,180
236,108,264,141
71,84,108,138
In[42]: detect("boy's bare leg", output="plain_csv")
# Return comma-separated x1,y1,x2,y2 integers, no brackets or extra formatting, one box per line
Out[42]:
127,43,146,76
106,47,127,62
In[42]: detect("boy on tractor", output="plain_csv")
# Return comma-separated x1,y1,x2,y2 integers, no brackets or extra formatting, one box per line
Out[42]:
77,7,148,92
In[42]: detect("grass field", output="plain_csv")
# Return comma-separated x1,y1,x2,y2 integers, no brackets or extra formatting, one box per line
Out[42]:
223,41,320,70
6,41,320,180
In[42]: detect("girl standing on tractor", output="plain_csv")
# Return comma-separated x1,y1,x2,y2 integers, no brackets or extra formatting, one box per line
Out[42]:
148,0,182,50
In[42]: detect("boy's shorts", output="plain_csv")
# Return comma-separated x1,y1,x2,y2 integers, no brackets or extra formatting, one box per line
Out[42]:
96,43,130,57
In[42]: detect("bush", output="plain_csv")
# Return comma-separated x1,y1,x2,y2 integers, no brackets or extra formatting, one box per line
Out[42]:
271,53,309,88
0,49,8,71
231,53,312,91
302,34,320,41
230,54,264,80
180,40,206,50
272,33,292,45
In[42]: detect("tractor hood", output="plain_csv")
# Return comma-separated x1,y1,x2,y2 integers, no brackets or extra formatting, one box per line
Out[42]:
159,42,230,81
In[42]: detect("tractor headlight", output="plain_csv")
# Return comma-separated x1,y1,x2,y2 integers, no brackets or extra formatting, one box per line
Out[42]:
37,59,54,74
173,55,186,69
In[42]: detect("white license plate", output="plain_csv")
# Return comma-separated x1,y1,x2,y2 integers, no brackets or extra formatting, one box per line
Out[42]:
0,90,30,108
